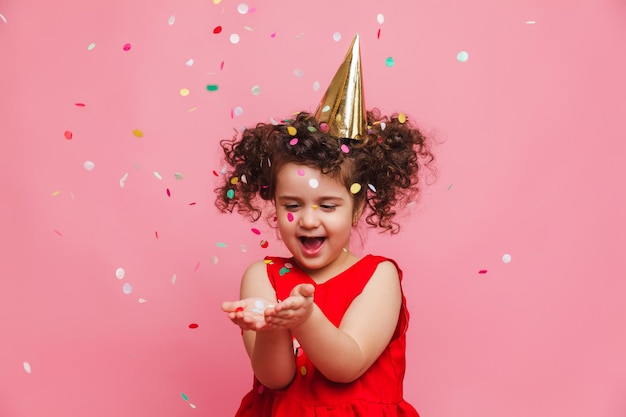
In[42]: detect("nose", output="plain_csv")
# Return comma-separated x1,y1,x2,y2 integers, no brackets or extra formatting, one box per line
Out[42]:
298,206,320,229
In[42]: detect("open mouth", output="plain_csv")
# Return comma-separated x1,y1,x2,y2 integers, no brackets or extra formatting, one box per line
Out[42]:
299,237,326,251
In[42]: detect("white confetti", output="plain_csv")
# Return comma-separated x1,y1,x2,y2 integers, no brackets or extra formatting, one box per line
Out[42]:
115,267,125,279
332,32,341,42
240,245,247,253
122,283,133,294
230,33,240,44
83,160,95,171
233,106,244,116
185,58,194,66
251,85,261,95
211,256,219,264
119,173,129,187
525,20,536,25
168,15,175,25
377,13,384,24
308,178,319,189
254,300,265,309
294,68,304,78
138,298,147,303
457,51,469,62
23,361,31,374
237,3,249,14
174,172,184,180
0,13,7,23
313,81,320,92
502,254,512,263
171,274,177,284
153,171,163,180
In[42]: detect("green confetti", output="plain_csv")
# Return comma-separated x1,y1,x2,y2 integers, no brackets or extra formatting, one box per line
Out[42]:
181,393,189,401
216,242,227,248
206,84,219,91
385,57,395,67
226,189,235,199
456,51,469,62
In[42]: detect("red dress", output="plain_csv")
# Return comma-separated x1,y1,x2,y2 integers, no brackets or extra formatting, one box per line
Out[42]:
234,254,420,417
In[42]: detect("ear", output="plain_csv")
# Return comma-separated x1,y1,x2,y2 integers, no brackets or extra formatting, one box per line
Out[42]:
352,198,366,226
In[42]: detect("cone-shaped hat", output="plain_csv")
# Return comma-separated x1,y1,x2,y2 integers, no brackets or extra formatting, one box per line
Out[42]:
314,34,366,140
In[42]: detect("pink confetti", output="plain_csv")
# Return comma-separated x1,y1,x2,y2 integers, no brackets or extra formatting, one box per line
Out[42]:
166,188,171,197
377,28,381,39
195,261,200,272
320,123,329,133
53,229,63,236
289,138,299,145
270,33,276,38
220,61,225,70
64,131,73,140
287,213,294,222
297,169,305,176
479,270,488,274
123,43,131,51
74,103,86,107
189,202,197,206
251,228,261,235
340,144,349,153
155,231,159,239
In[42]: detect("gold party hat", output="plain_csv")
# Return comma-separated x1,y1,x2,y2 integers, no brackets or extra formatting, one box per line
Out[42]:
314,34,366,139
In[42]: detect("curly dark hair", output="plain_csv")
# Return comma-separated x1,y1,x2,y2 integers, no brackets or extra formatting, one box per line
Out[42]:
215,109,435,234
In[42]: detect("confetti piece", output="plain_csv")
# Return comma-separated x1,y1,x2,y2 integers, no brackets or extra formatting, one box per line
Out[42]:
322,105,331,113
260,240,269,248
294,68,304,78
301,366,307,376
287,126,297,136
123,43,131,51
0,13,7,23
525,20,536,25
311,205,318,210
270,32,276,38
74,103,86,107
251,228,261,235
211,256,219,264
398,113,407,123
216,242,227,248
119,173,129,188
194,261,200,271
340,144,349,153
168,15,175,25
447,183,453,191
289,138,299,145
235,307,244,312
333,32,341,42
251,85,261,95
179,88,190,96
185,58,194,66
367,183,376,193
313,81,320,92
84,161,95,171
181,393,189,401
64,130,73,140
220,61,225,70
237,3,249,14
307,126,317,132
23,362,31,374
212,170,219,176
308,179,319,189
153,172,163,180
258,385,264,394
87,42,96,51
226,189,235,199
230,177,239,185
52,190,61,196
478,270,488,274
279,267,290,276
122,283,133,294
254,300,265,309
132,129,143,137
233,106,243,116
376,13,385,24
385,57,395,67
213,25,222,34
241,245,247,252
287,213,294,222
166,188,171,197
174,172,184,180
188,323,199,329
457,51,469,62
206,84,219,92
115,267,125,279
502,254,512,263
350,183,362,194
189,202,196,205
377,28,381,39
138,298,147,303
171,274,177,284
230,33,240,44
189,404,196,409
54,230,63,236
320,123,329,133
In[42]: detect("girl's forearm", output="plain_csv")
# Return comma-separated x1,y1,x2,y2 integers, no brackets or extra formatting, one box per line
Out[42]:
291,305,366,383
250,329,296,389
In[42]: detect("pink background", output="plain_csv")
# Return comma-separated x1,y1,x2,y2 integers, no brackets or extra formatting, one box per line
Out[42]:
1,1,625,416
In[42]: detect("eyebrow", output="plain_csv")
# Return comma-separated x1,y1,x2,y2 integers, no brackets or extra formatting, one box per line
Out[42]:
277,195,345,202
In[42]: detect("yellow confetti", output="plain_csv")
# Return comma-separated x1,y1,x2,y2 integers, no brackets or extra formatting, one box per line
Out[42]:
287,126,297,136
52,190,61,196
398,113,406,123
350,183,362,194
213,0,221,4
179,88,190,96
301,366,307,376
132,129,144,138
230,177,239,185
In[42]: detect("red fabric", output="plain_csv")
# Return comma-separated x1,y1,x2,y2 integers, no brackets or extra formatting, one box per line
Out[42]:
233,255,420,417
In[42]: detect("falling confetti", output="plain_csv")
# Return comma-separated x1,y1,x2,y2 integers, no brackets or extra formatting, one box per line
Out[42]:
289,138,299,145
115,267,125,279
188,323,199,329
174,172,184,180
64,130,73,140
54,230,63,236
251,85,261,95
185,58,194,66
23,362,31,374
132,129,143,138
478,270,488,275
0,13,7,23
153,171,163,180
376,13,385,24
122,283,133,294
333,32,342,42
213,25,222,34
138,298,147,303
87,42,96,51
368,183,377,193
206,84,219,92
226,189,235,199
502,254,512,263
350,183,362,194
525,20,536,25
260,240,269,248
74,103,86,107
398,113,407,123
84,161,95,171
297,169,305,176
279,267,290,276
237,3,249,14
287,126,297,136
52,190,61,196
313,81,320,92
166,188,171,197
181,393,189,401
119,173,129,188
179,88,190,96
251,228,261,235
230,33,240,44
447,183,453,191
216,242,227,248
233,106,243,116
123,43,131,51
294,68,304,78
168,15,175,25
385,57,394,67
457,51,469,62
171,274,177,284
340,144,349,153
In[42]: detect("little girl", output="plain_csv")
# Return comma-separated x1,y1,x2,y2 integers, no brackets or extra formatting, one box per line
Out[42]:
216,35,434,417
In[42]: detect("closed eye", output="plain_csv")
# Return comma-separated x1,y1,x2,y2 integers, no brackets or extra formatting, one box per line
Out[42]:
320,204,336,211
284,204,300,211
